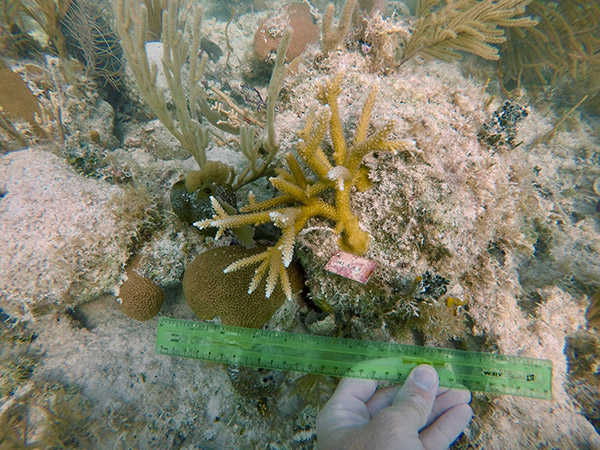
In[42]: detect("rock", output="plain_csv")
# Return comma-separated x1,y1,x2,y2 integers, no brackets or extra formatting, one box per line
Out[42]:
0,148,135,319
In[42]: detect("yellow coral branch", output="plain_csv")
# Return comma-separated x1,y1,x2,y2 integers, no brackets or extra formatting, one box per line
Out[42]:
355,84,379,145
345,120,398,173
317,73,347,165
269,177,308,201
195,196,274,235
285,154,308,188
273,167,296,183
197,73,406,299
240,192,294,212
294,200,339,232
296,107,334,179
279,262,292,300
354,166,373,192
224,210,298,299
306,180,333,198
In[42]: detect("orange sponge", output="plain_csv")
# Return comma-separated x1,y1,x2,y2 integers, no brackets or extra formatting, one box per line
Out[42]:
253,3,319,63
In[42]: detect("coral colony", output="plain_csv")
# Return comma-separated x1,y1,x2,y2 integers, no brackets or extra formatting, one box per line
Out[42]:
196,73,407,299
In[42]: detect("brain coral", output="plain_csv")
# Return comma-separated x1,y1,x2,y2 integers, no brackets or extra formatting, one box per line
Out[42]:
183,246,303,328
117,270,164,321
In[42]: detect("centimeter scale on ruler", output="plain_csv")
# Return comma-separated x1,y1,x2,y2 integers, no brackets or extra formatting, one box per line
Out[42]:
156,318,552,400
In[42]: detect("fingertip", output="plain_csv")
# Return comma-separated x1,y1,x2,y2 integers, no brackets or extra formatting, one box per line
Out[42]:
455,402,473,423
452,387,472,404
334,377,379,403
426,387,472,429
365,384,401,417
420,403,473,450
411,364,439,392
388,365,439,431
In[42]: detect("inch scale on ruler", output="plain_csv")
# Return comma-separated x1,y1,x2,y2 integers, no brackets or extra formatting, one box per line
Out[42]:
156,318,552,400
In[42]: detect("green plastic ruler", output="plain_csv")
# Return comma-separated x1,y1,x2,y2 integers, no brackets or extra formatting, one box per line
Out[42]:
156,318,552,400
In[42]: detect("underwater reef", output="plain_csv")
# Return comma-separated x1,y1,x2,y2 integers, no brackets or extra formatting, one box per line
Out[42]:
1,0,599,448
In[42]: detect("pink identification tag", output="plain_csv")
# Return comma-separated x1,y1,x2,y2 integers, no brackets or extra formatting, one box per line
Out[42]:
324,251,377,284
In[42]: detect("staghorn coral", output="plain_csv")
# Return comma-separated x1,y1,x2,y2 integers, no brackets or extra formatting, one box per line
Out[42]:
398,0,537,65
196,73,410,300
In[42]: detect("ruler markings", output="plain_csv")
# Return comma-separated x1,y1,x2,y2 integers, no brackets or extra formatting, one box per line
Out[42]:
156,318,552,399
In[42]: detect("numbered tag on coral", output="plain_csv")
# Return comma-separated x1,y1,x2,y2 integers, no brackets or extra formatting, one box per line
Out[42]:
325,251,377,284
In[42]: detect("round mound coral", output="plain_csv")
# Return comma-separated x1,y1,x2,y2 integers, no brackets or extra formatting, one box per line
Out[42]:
183,246,303,328
117,271,164,321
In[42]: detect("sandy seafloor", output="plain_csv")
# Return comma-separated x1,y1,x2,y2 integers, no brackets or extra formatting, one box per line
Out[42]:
1,0,600,449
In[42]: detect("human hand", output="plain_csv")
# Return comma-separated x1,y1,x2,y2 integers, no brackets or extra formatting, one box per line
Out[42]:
316,364,472,450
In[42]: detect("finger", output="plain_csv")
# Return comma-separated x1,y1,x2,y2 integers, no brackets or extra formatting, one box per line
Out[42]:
316,377,378,432
379,365,439,432
425,388,472,428
420,403,473,450
364,384,399,416
332,377,378,404
436,386,450,395
367,384,456,417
